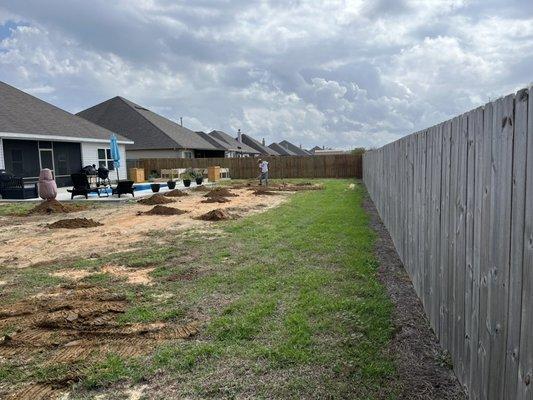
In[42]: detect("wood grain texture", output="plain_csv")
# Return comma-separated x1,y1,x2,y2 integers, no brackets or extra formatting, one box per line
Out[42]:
363,86,532,399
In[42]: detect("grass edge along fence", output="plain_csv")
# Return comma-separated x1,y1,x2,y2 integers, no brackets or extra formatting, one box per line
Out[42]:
363,85,533,400
127,154,362,180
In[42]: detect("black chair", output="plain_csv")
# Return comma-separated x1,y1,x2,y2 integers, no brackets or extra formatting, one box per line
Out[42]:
67,173,100,199
112,180,135,198
0,170,38,199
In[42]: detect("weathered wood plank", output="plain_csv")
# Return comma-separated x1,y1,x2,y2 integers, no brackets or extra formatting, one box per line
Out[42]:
517,86,533,400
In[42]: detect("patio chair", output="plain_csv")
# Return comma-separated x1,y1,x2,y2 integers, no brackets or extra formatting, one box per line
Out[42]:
112,180,135,198
67,173,99,199
0,170,38,199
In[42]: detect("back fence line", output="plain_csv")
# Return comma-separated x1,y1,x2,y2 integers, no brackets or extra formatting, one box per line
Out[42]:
127,154,362,180
364,86,532,400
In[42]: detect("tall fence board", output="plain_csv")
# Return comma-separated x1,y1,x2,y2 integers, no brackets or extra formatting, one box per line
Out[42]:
363,86,532,399
127,154,362,180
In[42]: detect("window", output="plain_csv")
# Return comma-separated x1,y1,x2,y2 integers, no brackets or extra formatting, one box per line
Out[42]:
97,148,115,170
183,151,193,159
11,149,23,174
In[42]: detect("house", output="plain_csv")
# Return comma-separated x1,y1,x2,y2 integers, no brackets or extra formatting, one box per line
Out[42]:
278,140,311,156
240,134,279,156
77,96,225,159
268,142,297,156
198,130,260,157
310,145,322,153
0,81,132,187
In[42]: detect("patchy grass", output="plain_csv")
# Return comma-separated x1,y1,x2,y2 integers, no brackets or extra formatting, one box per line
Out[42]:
0,180,398,399
0,202,35,216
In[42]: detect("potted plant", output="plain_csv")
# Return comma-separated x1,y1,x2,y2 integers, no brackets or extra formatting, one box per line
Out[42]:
195,170,204,185
167,180,176,190
182,168,194,187
151,183,161,192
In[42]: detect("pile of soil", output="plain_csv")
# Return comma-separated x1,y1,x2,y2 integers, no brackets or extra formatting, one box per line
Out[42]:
201,196,230,203
48,218,102,229
192,186,210,192
204,187,237,198
141,205,187,215
138,194,175,205
196,209,230,221
164,189,188,197
0,284,198,399
29,199,86,214
252,189,277,196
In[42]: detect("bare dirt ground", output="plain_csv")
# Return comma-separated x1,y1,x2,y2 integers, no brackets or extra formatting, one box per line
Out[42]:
363,195,466,400
0,187,289,269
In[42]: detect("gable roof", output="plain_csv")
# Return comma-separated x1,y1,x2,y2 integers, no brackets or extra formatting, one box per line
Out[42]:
0,81,130,143
278,140,311,156
268,142,297,156
310,145,322,152
77,96,219,150
207,130,259,154
241,134,279,155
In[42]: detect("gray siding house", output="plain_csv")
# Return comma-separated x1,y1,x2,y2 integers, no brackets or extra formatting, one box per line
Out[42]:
0,81,131,187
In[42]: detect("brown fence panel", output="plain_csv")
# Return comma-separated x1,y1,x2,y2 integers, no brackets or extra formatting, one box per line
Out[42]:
127,154,362,180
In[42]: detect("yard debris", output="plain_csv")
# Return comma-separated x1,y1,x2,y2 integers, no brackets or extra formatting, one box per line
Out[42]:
0,284,199,399
204,187,237,198
201,195,230,203
48,218,102,229
139,205,188,216
29,199,86,214
164,189,189,197
138,194,175,205
196,209,231,221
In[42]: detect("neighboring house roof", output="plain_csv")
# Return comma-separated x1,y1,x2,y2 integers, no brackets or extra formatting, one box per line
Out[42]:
268,142,297,156
241,134,279,156
278,140,311,156
208,130,260,154
77,96,219,150
0,81,131,143
310,145,322,153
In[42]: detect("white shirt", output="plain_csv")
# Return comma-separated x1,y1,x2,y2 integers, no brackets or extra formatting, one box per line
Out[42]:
260,161,269,173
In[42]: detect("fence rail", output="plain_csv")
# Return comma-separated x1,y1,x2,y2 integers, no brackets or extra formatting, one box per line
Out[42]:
127,154,362,180
364,86,533,400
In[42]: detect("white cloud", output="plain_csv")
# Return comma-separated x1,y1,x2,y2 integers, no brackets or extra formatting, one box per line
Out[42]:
0,0,532,150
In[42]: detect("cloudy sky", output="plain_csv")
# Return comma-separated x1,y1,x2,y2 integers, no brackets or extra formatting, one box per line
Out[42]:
1,1,532,149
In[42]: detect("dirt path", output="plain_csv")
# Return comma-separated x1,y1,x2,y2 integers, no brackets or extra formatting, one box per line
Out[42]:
0,188,289,269
363,195,466,400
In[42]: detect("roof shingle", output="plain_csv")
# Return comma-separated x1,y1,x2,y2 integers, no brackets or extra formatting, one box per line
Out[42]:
0,81,129,142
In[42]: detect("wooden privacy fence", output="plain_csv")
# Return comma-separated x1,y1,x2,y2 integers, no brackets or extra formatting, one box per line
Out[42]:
364,86,533,400
127,154,362,179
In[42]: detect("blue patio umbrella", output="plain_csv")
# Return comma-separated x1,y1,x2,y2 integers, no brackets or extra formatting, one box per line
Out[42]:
110,134,121,181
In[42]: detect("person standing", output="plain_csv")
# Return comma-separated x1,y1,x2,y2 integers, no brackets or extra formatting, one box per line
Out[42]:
259,159,269,186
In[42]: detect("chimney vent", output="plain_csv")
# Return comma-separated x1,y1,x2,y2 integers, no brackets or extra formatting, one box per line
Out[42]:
237,129,242,143
180,117,183,127
262,138,265,146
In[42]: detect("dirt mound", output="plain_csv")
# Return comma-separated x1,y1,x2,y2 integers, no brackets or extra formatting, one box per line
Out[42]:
201,195,230,203
196,209,231,221
164,189,188,197
252,189,277,196
29,199,86,214
48,218,102,229
204,187,237,198
0,284,198,399
140,205,187,216
192,186,210,192
138,194,175,205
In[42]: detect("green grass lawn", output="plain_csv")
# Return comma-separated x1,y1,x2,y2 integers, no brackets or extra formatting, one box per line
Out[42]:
0,180,397,399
